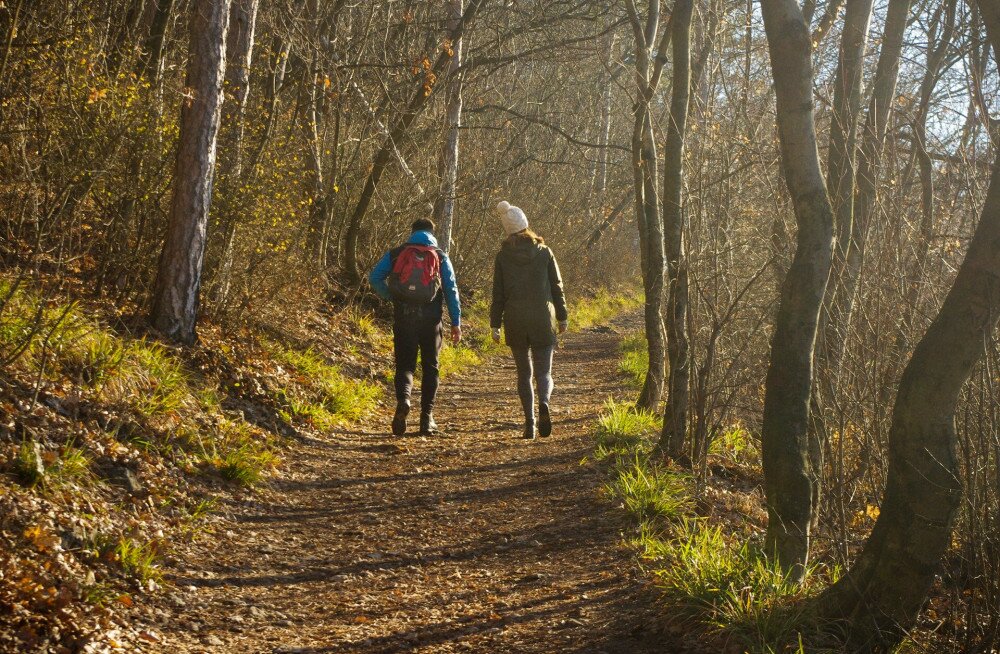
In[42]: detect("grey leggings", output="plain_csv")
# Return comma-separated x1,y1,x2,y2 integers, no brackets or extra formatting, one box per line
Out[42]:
510,346,554,423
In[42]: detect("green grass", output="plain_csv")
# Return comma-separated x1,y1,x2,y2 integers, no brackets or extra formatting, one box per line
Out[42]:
619,332,647,389
438,342,482,378
270,344,380,428
570,287,643,331
593,400,820,652
112,537,161,584
178,418,278,486
15,438,93,488
646,520,816,651
0,279,196,421
604,456,691,523
594,399,661,460
89,533,161,584
219,442,277,485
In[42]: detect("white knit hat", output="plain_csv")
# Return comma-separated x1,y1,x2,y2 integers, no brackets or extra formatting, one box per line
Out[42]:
496,200,529,236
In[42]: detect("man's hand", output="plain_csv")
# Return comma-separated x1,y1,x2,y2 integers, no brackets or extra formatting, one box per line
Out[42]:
451,325,462,344
558,320,568,334
491,328,501,344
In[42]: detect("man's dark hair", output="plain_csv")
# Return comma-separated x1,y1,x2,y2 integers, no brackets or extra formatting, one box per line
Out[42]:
412,217,435,233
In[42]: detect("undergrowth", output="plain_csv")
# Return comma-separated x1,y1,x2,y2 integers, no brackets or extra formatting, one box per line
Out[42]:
593,394,825,652
618,332,647,389
269,343,380,429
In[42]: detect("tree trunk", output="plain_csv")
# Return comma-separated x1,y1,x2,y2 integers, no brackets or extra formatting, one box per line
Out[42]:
659,0,694,458
149,0,231,344
623,0,671,413
635,104,666,412
759,0,835,581
809,0,874,534
819,92,1000,654
342,0,483,286
139,0,177,82
433,0,464,254
213,0,259,307
896,0,957,344
836,0,913,344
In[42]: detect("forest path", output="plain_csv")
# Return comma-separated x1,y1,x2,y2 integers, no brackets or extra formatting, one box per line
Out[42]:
151,318,670,653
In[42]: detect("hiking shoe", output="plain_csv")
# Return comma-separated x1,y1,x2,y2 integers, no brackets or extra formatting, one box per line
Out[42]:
419,412,438,435
391,403,409,436
523,422,537,440
538,404,552,437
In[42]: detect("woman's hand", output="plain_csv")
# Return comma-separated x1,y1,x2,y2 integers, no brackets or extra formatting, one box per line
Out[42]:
558,320,568,334
451,325,462,344
491,328,501,344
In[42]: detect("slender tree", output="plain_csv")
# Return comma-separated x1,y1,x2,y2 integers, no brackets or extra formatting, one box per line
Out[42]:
758,0,835,580
212,0,260,306
659,0,694,458
150,0,232,344
624,0,672,412
433,0,465,254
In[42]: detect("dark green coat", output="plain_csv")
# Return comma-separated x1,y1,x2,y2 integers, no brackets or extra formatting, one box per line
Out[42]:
490,238,568,348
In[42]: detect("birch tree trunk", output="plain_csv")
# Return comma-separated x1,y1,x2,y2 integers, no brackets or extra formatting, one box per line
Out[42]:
659,0,694,458
213,0,259,306
149,0,231,344
819,11,1000,643
759,0,834,581
433,0,464,254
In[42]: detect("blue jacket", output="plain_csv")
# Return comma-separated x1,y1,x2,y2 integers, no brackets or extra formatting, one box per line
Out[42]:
369,230,461,327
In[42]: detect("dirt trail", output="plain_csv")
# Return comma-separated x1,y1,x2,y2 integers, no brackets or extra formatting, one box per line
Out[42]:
150,320,671,653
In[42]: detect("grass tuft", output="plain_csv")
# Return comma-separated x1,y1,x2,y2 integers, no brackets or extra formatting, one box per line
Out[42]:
594,400,660,460
604,456,690,523
649,519,813,650
113,537,161,584
618,332,648,389
218,442,278,486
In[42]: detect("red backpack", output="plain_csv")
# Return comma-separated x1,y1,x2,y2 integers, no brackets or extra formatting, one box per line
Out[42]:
388,244,442,304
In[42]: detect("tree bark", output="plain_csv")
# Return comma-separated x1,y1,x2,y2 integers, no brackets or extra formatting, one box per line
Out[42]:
659,0,694,458
835,0,913,341
759,0,835,581
342,0,484,286
433,0,465,254
139,0,177,82
213,0,259,306
150,0,231,344
623,0,672,413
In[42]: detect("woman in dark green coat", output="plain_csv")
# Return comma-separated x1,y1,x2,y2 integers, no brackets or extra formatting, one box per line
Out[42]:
490,201,569,440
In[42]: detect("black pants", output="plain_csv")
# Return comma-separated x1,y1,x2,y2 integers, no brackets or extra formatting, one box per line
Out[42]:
393,313,443,414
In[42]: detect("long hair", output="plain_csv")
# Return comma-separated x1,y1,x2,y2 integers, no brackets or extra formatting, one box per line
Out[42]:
504,228,544,246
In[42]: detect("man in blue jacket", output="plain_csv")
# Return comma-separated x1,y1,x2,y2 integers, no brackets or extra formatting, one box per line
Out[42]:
369,217,462,435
